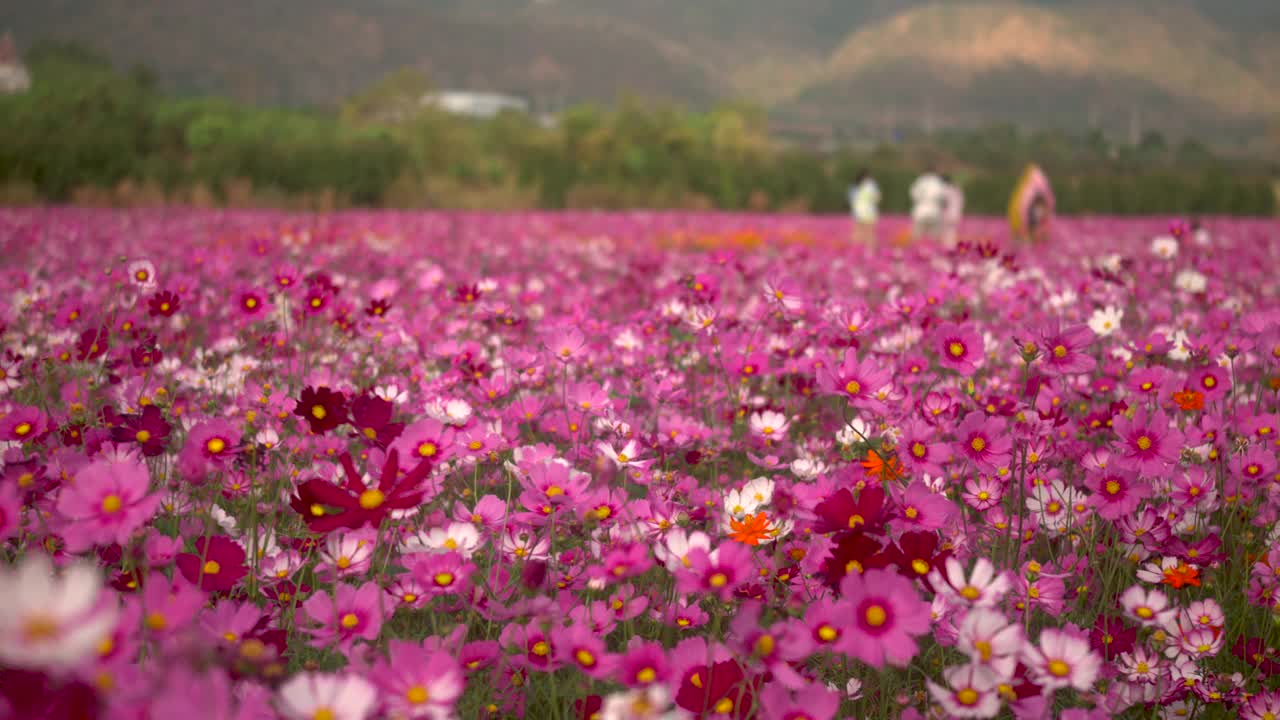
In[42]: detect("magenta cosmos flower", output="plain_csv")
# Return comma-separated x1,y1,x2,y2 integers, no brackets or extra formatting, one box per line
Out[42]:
55,457,159,552
836,568,931,668
954,411,1012,473
1035,322,1097,376
1112,408,1183,475
817,353,894,413
932,322,984,376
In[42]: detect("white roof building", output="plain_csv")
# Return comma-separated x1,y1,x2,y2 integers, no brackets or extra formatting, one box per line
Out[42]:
421,91,530,119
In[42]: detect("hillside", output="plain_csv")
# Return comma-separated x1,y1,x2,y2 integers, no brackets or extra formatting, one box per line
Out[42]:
5,0,1279,143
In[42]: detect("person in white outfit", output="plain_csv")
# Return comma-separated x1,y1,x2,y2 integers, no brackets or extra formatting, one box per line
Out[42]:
910,169,947,242
849,170,881,249
940,174,964,248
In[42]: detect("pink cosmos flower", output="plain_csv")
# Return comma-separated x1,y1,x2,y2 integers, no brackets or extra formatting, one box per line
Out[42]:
955,411,1012,473
929,557,1013,609
301,582,385,654
1119,585,1175,627
1085,469,1149,520
1112,407,1182,475
926,662,1002,719
1022,627,1101,692
933,322,984,376
1035,322,1097,376
369,640,465,720
896,480,959,532
836,568,931,668
55,456,159,552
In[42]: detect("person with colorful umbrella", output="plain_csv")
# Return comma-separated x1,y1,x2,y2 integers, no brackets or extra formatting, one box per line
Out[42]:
1009,164,1055,244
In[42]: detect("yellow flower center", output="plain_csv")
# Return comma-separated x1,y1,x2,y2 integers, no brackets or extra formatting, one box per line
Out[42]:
14,422,31,436
911,559,929,575
203,560,220,575
1106,480,1121,495
340,613,360,629
844,380,861,395
911,442,926,457
1053,345,1068,358
576,649,596,666
1048,659,1070,677
864,604,887,627
406,685,429,704
434,572,454,587
956,688,980,706
960,585,981,601
532,641,550,656
1136,606,1153,619
206,437,226,454
311,405,327,420
101,494,123,514
1136,436,1152,450
312,708,335,720
358,489,385,510
714,698,734,714
637,667,656,683
971,437,986,452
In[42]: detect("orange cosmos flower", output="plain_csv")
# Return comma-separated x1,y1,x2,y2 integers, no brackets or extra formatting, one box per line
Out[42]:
1163,562,1201,589
862,447,904,483
729,512,774,546
1173,389,1204,412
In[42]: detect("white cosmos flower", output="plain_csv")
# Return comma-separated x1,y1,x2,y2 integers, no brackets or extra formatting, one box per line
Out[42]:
748,410,790,440
654,529,712,572
1174,269,1207,294
0,554,119,671
400,522,482,558
1151,235,1179,260
1088,306,1123,337
276,672,377,720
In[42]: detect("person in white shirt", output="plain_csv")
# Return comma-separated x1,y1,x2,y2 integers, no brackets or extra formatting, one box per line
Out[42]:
940,174,964,248
910,169,947,242
849,170,881,249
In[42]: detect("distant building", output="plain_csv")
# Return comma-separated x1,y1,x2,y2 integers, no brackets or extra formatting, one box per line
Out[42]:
0,33,30,95
421,91,530,119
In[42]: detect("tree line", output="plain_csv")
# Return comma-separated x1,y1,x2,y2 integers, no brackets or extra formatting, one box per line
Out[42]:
0,42,1275,215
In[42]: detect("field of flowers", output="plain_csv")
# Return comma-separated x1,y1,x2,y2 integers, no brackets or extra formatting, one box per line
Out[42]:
1,208,1279,720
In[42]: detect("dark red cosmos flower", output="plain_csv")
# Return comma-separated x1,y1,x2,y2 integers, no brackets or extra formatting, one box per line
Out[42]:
148,290,181,318
0,669,101,720
574,695,602,720
813,486,885,535
131,334,163,369
349,394,403,448
1233,636,1280,675
675,660,756,718
889,531,952,590
294,386,348,435
365,299,392,318
453,283,481,304
177,536,249,592
111,404,172,457
820,531,894,590
290,450,429,533
302,286,330,315
1088,615,1136,661
77,327,110,361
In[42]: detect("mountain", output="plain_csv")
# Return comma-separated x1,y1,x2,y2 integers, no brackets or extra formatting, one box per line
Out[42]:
5,0,1279,143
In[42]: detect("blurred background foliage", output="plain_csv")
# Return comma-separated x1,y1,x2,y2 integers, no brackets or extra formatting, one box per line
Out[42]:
0,41,1275,215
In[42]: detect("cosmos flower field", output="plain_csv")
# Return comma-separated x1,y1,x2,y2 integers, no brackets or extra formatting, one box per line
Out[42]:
1,208,1280,720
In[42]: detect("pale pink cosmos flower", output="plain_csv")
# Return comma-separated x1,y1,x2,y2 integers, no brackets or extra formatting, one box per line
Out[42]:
1023,627,1101,692
276,672,377,720
926,662,1002,719
1119,585,1175,627
0,553,119,671
55,456,159,552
